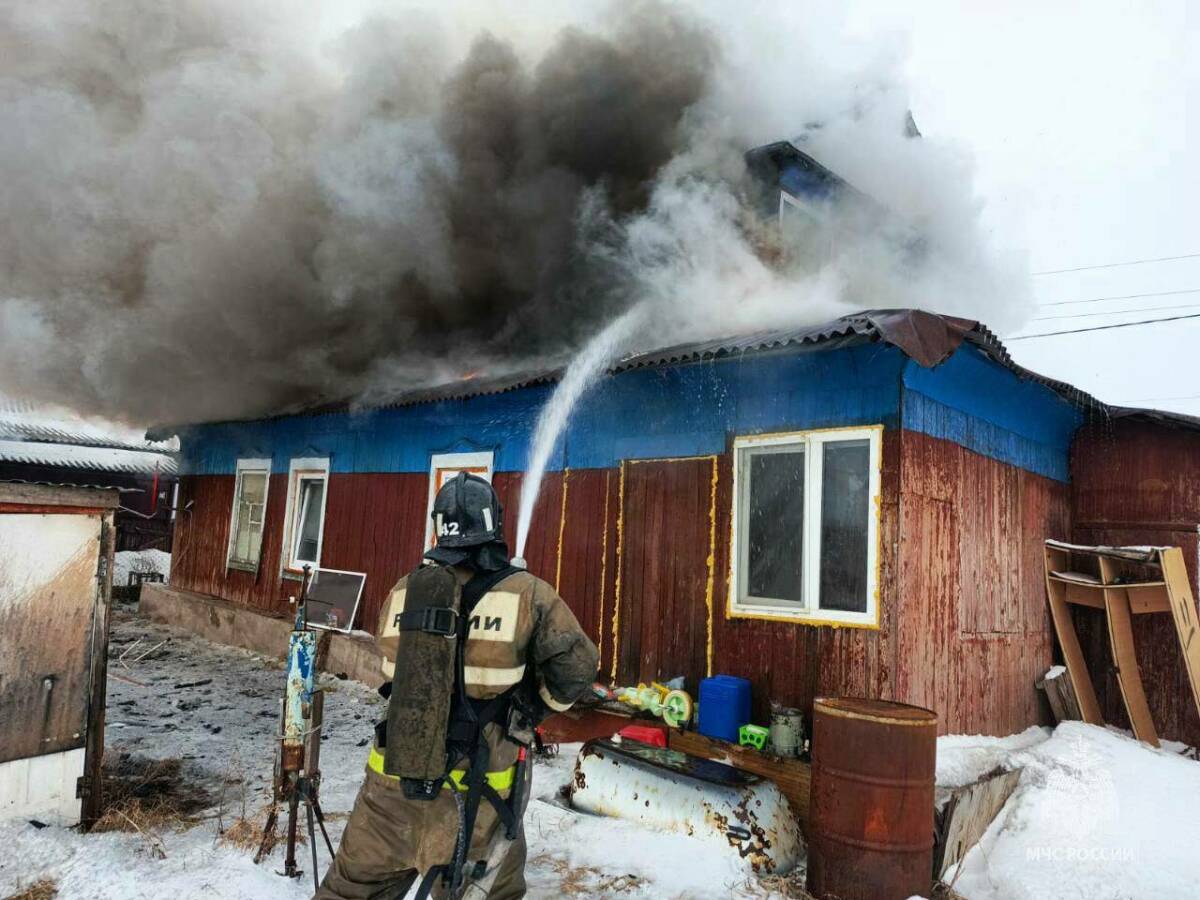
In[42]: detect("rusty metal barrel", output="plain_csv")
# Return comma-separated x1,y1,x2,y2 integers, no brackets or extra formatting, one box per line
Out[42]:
806,697,937,900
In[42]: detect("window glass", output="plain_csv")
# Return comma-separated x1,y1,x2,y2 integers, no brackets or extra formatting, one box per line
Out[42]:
231,470,267,566
746,448,805,603
819,439,870,612
779,194,834,264
293,478,325,565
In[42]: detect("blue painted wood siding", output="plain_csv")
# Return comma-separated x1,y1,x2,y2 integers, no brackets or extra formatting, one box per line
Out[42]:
901,346,1082,482
180,342,1080,482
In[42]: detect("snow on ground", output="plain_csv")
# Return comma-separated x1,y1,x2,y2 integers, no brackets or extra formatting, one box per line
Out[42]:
945,722,1200,900
0,611,778,900
6,607,1199,899
112,549,171,590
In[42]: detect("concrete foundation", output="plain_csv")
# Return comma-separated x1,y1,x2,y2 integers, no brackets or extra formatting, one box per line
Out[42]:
139,583,384,686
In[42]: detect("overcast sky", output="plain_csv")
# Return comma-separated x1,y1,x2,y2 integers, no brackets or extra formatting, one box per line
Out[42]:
855,0,1198,411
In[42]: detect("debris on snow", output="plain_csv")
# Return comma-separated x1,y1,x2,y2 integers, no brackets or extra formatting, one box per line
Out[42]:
92,755,210,837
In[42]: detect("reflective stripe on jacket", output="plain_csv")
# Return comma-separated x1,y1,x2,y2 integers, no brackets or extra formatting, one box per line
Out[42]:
366,745,516,793
377,567,598,710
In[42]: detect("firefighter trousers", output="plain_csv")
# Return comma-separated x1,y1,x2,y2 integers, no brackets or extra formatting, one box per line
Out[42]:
314,766,527,900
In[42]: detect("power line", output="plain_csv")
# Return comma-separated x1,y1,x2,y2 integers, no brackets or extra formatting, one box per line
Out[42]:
1006,311,1200,341
1033,301,1200,322
1113,393,1200,404
1033,252,1200,276
1040,287,1200,307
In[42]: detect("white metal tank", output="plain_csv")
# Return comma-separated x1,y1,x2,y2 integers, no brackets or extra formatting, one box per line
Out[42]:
569,738,803,875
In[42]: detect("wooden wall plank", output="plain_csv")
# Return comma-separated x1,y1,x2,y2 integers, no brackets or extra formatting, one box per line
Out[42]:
897,430,1066,735
615,457,715,689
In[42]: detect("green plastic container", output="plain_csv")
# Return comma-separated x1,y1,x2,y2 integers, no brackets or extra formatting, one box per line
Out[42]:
738,724,769,750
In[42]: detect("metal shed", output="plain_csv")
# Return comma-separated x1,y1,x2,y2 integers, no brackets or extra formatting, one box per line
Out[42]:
0,481,116,825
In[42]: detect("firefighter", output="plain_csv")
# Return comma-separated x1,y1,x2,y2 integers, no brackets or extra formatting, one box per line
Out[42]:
316,472,599,900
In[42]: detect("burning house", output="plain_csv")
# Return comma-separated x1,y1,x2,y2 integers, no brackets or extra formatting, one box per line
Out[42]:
145,142,1200,746
155,308,1093,737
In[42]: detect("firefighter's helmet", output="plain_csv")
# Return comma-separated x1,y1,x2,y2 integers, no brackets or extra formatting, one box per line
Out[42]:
430,471,502,550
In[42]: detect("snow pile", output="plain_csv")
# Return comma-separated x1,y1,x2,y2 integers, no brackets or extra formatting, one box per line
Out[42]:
947,722,1200,900
112,550,171,589
936,725,1050,790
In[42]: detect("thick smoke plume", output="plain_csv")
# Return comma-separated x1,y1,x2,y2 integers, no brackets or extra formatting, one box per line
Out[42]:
0,0,1029,426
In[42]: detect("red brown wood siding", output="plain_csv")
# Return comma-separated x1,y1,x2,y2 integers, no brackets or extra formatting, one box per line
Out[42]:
171,470,579,635
614,457,716,688
896,429,1068,736
172,474,290,617
172,427,1065,736
172,472,430,629
1072,419,1200,745
557,470,620,675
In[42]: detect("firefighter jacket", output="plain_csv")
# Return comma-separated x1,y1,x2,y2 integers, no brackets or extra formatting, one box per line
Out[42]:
373,565,599,779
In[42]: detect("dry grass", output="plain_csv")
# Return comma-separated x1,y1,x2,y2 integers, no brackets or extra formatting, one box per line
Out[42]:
92,754,212,837
755,869,814,898
3,879,58,900
219,815,270,852
530,854,641,895
217,805,304,855
218,804,312,860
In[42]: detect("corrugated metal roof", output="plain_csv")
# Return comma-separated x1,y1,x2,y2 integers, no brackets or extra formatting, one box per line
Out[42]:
0,439,177,475
612,313,938,372
300,311,968,416
0,395,179,474
155,308,1200,434
0,396,177,452
0,477,140,493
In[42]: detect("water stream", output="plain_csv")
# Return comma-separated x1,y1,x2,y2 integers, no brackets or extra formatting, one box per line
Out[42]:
514,304,648,561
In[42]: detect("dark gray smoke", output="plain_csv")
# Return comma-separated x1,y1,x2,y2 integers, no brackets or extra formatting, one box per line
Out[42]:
0,0,718,424
0,1,1031,426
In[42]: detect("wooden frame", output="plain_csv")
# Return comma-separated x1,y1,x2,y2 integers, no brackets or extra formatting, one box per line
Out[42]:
1044,539,1200,747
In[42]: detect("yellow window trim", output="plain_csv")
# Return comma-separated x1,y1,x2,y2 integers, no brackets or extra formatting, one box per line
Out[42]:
726,424,884,630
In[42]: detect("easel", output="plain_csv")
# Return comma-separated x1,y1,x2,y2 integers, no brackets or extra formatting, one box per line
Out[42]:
255,566,336,890
1044,540,1200,747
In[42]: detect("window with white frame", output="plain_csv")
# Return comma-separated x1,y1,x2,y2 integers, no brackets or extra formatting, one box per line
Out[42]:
227,458,271,572
425,450,494,550
731,426,881,625
282,457,330,574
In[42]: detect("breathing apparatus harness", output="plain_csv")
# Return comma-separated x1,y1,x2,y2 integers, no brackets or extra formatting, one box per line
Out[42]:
382,560,530,900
